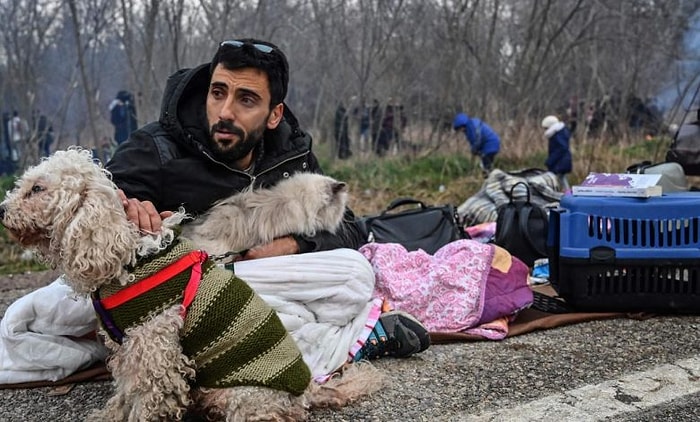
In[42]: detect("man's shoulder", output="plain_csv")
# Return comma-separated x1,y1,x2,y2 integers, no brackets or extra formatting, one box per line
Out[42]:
266,116,312,155
109,122,183,163
134,122,185,161
136,121,170,137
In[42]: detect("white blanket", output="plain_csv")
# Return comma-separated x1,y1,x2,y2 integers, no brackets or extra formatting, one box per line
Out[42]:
0,280,108,384
0,249,376,384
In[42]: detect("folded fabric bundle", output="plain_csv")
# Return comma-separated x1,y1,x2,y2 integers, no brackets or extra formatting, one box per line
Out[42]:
360,239,533,340
0,280,108,384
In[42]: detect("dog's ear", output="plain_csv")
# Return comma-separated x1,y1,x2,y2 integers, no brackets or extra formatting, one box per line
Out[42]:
60,175,138,294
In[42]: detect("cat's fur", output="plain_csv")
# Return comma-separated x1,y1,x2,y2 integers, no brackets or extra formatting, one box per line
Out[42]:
182,172,348,255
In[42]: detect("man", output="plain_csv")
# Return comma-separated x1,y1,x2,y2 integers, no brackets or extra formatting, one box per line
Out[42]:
334,101,352,159
453,112,501,175
105,39,429,376
36,113,54,158
8,110,27,162
109,90,138,145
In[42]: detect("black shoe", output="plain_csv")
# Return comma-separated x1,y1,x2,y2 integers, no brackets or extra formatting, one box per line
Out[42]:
360,310,430,359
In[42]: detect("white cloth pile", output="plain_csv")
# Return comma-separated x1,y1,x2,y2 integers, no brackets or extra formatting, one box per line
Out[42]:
0,249,376,384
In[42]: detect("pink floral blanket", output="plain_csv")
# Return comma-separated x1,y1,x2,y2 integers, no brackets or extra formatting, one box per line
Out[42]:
360,240,532,340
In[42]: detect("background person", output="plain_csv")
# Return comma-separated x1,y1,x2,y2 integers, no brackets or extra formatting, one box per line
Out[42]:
36,113,54,158
541,115,572,191
8,110,28,163
353,101,371,152
109,90,138,145
334,101,352,159
452,112,500,175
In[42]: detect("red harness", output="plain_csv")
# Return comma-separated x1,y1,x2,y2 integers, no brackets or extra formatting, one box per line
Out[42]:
94,250,208,337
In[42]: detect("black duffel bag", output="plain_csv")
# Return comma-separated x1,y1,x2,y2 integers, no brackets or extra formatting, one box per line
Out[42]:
359,198,468,254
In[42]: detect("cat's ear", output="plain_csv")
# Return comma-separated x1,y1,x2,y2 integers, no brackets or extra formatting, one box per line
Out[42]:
332,181,346,194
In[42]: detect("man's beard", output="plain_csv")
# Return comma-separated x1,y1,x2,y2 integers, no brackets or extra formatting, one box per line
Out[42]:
206,118,267,163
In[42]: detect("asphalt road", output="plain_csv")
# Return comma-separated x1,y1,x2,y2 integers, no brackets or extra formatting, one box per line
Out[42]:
1,284,699,421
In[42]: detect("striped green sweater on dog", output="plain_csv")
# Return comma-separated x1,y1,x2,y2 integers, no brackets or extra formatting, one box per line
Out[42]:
92,238,311,395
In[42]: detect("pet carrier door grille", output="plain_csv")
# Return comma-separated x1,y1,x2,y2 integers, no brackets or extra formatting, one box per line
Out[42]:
587,216,700,247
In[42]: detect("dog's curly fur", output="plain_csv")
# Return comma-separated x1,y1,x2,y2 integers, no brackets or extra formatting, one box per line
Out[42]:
182,172,349,255
0,148,383,421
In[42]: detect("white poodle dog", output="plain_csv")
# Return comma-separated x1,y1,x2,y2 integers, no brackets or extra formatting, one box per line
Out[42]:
0,148,381,421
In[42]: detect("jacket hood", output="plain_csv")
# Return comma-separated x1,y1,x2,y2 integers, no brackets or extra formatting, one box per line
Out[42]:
544,121,566,138
158,63,308,164
541,115,560,129
453,113,470,129
159,63,211,155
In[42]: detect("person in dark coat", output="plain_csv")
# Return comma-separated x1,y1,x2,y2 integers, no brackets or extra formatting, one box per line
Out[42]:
0,41,432,391
376,104,395,156
369,99,382,154
36,114,54,158
541,115,573,191
334,102,352,159
105,38,430,372
109,90,138,145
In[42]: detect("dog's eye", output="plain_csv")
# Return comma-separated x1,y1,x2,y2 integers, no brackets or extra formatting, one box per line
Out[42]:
30,185,45,195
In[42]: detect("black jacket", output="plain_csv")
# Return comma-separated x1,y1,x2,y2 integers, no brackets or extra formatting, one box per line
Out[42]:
106,63,364,252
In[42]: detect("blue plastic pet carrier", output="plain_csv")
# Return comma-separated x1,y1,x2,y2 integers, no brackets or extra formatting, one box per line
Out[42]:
547,193,700,312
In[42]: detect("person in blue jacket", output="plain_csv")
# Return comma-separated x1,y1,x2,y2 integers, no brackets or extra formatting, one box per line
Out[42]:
452,112,500,174
541,115,573,191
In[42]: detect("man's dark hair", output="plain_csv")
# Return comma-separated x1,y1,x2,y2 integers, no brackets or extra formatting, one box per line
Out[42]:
210,39,289,108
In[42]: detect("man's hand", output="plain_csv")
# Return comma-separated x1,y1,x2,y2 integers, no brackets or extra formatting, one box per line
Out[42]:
117,190,173,233
242,235,300,260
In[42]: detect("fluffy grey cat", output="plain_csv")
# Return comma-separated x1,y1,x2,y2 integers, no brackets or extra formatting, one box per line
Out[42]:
182,172,348,255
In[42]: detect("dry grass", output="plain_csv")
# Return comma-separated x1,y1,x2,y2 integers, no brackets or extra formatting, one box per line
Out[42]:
321,122,676,216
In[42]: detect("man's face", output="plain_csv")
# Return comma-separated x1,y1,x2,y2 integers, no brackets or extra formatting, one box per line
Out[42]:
206,65,283,164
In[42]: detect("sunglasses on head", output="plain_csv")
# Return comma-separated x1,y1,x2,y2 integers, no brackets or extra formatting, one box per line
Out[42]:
220,40,274,53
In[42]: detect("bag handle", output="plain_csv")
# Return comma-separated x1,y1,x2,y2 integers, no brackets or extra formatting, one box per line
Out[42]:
625,161,652,174
508,181,532,204
506,168,547,179
385,197,427,212
518,205,548,257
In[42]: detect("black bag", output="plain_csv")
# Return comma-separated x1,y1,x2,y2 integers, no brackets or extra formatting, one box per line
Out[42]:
360,198,468,254
626,160,688,192
666,120,700,176
494,182,549,267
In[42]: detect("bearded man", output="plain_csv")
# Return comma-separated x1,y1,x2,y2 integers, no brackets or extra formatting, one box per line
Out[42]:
104,39,430,377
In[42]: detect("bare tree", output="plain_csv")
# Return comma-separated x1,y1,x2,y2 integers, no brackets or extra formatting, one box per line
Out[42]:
161,0,187,70
1,0,699,160
114,0,163,120
65,0,115,151
0,0,62,168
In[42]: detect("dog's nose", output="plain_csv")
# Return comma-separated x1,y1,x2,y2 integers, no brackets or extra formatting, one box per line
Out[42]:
0,204,5,221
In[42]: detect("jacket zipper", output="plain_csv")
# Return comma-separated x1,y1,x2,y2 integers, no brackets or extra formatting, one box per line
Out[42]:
199,144,309,188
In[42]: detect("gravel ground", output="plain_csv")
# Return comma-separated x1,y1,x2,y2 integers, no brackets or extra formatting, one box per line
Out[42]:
1,271,700,421
0,269,63,294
